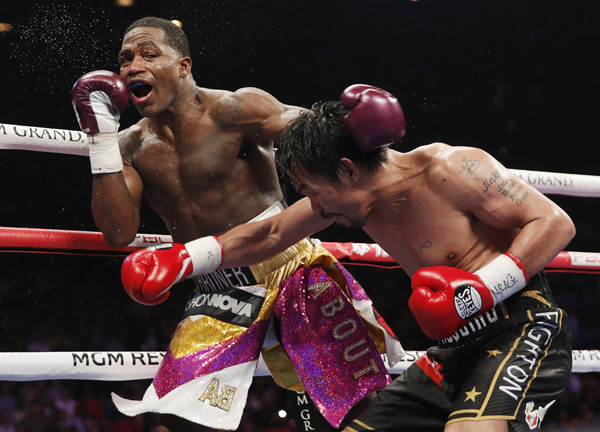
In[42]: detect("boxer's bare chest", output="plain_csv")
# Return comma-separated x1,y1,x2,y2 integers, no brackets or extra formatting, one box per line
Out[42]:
131,118,281,239
364,180,511,277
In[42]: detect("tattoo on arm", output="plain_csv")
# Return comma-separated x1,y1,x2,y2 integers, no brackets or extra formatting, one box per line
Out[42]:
459,158,486,181
481,169,529,206
460,158,529,206
419,240,432,254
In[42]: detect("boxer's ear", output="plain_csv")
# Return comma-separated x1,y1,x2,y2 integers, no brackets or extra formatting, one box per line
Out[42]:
179,57,192,78
338,158,360,184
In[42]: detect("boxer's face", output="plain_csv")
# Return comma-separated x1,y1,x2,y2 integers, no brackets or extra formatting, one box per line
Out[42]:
119,27,189,117
289,166,368,229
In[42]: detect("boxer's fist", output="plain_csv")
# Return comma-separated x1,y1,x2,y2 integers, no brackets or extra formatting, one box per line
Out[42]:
409,266,495,340
121,236,223,306
341,84,405,152
121,244,193,306
72,71,129,173
72,70,129,135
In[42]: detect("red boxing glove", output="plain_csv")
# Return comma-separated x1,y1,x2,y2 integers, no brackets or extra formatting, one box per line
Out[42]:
71,70,129,135
409,267,495,340
409,253,529,340
121,236,223,306
121,244,192,306
341,84,406,152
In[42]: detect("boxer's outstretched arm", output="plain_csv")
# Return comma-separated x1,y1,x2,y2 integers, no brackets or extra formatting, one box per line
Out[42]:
220,197,332,267
120,198,331,305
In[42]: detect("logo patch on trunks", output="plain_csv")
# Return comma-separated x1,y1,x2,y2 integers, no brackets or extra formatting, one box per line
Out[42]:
184,286,265,327
454,284,483,319
525,400,555,429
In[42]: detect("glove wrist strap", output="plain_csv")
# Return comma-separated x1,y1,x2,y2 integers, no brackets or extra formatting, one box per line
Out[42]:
88,132,123,174
474,253,529,305
184,236,223,276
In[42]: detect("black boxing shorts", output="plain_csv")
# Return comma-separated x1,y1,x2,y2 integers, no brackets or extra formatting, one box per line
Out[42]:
346,271,572,432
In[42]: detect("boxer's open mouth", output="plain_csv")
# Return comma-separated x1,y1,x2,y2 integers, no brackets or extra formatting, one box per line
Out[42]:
129,81,153,99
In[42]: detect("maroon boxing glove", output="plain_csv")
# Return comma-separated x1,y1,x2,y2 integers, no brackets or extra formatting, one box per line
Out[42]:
72,70,129,135
71,70,129,173
341,84,406,152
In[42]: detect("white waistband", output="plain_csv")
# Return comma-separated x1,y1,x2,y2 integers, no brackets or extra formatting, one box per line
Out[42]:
249,201,284,222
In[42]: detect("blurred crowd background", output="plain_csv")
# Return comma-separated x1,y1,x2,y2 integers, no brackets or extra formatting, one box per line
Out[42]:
1,0,600,430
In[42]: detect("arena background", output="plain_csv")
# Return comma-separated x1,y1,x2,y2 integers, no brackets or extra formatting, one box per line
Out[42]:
0,0,599,430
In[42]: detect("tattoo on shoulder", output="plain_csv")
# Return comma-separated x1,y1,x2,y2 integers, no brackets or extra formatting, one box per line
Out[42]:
419,240,432,254
459,158,486,181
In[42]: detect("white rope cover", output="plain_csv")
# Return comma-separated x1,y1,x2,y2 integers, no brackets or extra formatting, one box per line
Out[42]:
0,350,597,382
2,123,600,197
0,123,88,156
510,169,600,197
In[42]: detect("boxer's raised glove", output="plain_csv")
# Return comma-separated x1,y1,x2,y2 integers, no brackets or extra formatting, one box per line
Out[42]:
71,70,129,174
121,236,223,305
341,84,406,152
409,253,529,340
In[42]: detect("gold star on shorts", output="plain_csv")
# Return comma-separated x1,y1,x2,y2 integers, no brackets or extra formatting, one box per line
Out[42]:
487,349,502,357
464,386,482,402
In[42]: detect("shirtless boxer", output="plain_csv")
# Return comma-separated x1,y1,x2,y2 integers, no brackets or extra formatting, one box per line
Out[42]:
124,84,575,431
72,17,400,432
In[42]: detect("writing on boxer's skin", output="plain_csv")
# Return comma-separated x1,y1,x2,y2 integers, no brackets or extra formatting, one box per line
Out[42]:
418,240,432,254
492,175,530,206
482,169,501,192
309,281,381,380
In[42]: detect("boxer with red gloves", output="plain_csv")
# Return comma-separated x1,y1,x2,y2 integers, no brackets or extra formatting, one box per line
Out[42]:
150,83,574,431
71,70,129,174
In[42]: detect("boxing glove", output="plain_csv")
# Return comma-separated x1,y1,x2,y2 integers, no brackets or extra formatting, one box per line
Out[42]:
121,236,223,306
409,253,529,340
71,70,129,174
341,84,406,152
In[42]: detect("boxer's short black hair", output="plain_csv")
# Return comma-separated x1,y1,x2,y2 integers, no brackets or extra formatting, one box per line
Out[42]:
125,17,190,57
276,101,388,184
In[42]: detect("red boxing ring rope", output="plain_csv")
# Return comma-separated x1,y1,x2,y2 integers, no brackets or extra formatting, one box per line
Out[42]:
1,226,600,274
